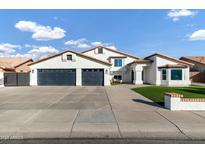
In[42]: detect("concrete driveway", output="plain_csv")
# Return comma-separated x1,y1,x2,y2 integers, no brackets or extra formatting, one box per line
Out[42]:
0,85,205,142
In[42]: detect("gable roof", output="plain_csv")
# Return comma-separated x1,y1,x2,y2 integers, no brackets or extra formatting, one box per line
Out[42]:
29,50,112,66
81,46,140,60
128,59,153,65
0,57,33,70
14,59,33,68
180,56,205,66
158,64,188,69
144,52,193,66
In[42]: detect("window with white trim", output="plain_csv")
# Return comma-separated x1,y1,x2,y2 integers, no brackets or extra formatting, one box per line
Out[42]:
162,69,167,80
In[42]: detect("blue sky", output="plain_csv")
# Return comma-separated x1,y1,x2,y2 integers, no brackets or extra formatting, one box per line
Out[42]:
0,9,204,59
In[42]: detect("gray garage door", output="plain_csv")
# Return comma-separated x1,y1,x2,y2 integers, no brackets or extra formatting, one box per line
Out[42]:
37,69,76,86
82,69,104,86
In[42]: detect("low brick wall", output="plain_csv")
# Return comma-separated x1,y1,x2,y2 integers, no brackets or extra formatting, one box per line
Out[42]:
164,92,205,110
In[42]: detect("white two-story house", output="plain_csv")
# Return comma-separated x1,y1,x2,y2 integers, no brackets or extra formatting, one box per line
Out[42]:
29,46,192,86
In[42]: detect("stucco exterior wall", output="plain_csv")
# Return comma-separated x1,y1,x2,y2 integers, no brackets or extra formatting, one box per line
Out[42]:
143,66,152,84
165,94,205,110
29,51,111,86
83,48,137,82
144,56,156,84
155,56,177,85
144,55,190,86
0,72,4,87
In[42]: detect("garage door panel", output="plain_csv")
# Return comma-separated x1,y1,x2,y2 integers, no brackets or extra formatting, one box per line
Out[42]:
82,69,104,86
38,69,76,86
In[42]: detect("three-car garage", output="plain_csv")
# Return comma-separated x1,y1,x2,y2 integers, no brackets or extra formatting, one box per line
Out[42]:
29,50,111,86
37,69,104,86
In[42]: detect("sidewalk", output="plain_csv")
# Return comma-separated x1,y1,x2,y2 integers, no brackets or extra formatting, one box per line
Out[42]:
192,82,205,86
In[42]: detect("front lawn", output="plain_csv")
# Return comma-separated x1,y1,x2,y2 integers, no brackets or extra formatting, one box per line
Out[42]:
132,86,205,106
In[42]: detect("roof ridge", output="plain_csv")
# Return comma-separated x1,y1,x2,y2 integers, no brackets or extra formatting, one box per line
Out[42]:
81,46,140,59
14,58,33,68
144,52,193,66
29,49,112,66
180,56,205,66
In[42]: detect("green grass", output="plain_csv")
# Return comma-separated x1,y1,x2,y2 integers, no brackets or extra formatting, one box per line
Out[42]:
132,86,205,106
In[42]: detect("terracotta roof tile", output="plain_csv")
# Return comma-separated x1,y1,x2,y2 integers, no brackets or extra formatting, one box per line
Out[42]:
29,50,112,66
0,57,32,70
144,52,193,66
158,64,188,68
82,46,140,60
128,59,152,65
180,56,205,66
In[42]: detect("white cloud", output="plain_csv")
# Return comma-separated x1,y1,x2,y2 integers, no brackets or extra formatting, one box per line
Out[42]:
106,45,117,50
24,44,40,48
0,41,59,60
91,41,102,46
15,21,66,41
3,46,59,60
0,43,21,55
189,29,205,41
27,46,58,54
167,9,197,21
91,41,117,50
64,38,91,48
25,46,59,59
65,38,117,50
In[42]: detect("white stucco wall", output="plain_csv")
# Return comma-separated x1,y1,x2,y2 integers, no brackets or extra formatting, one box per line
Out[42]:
165,95,205,110
155,56,177,85
145,55,191,86
144,56,157,85
30,51,111,86
83,48,137,82
0,72,4,87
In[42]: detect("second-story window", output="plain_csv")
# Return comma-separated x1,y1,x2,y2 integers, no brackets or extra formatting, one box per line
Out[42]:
98,47,103,54
67,55,72,61
114,59,123,67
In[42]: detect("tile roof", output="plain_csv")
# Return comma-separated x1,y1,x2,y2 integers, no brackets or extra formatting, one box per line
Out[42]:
144,52,193,66
82,46,140,60
128,59,152,65
180,56,205,66
0,57,32,70
29,50,112,66
108,56,127,59
158,64,188,68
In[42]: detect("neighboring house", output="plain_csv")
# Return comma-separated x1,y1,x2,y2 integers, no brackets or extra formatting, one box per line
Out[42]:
0,57,33,87
180,56,205,83
0,57,33,73
180,56,205,73
29,46,192,86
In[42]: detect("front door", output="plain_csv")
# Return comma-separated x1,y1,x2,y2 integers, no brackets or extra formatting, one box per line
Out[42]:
131,70,134,83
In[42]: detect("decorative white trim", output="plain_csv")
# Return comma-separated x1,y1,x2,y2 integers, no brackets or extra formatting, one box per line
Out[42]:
165,93,205,110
